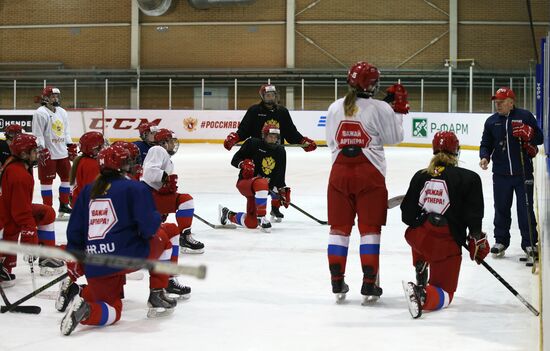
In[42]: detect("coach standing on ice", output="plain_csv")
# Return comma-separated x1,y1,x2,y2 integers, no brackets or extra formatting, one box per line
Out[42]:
479,87,543,258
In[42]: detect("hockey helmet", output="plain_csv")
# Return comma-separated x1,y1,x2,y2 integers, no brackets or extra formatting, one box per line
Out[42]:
138,122,159,137
79,131,105,158
154,128,179,155
97,144,130,173
432,131,460,156
262,123,281,149
9,133,38,158
112,141,141,164
259,84,278,105
347,61,380,95
3,124,23,141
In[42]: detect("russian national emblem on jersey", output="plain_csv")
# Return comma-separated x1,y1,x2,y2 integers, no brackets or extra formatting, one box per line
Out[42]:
262,156,276,175
418,179,450,214
52,119,64,137
88,199,118,240
335,121,371,148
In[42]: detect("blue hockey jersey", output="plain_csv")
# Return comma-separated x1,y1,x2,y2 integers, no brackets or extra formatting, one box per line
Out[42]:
133,140,152,166
66,177,161,278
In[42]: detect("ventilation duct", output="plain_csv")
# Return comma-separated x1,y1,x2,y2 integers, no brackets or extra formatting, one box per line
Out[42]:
188,0,256,10
137,0,174,16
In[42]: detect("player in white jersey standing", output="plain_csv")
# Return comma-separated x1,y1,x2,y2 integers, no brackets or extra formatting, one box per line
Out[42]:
325,61,407,304
32,86,77,218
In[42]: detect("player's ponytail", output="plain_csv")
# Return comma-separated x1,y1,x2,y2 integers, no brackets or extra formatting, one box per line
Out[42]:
90,170,120,199
69,155,83,185
343,88,358,117
424,152,458,176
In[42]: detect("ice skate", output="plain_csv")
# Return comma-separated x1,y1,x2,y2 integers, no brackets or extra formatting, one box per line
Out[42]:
258,216,271,233
166,277,191,299
361,282,383,305
490,243,506,258
147,288,177,318
415,261,428,287
39,257,65,276
521,246,539,266
332,279,349,303
270,206,284,223
0,261,15,289
179,229,205,254
60,296,90,336
57,203,72,221
219,205,231,225
55,276,81,312
402,281,424,319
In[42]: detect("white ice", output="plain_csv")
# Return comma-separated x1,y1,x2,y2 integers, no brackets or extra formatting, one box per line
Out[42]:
0,145,539,351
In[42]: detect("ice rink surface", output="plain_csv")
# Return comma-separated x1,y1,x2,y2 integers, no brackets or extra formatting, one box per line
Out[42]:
0,144,539,351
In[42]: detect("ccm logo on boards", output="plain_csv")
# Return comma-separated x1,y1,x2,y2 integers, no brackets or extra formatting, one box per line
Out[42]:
89,118,162,130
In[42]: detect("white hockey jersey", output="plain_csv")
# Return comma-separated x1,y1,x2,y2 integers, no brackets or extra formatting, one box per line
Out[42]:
31,105,72,160
325,97,404,177
141,145,174,191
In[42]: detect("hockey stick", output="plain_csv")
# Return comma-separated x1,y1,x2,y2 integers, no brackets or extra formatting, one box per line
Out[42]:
518,141,538,272
463,244,539,316
0,241,207,279
193,213,237,229
0,273,68,314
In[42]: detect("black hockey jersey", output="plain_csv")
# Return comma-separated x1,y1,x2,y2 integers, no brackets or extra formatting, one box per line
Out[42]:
400,164,484,246
0,140,11,166
236,103,304,144
231,138,286,189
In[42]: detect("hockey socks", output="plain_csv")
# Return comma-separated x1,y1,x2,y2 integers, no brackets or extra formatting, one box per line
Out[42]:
328,234,350,280
59,181,71,205
175,196,194,232
359,234,380,283
423,285,452,311
40,183,53,206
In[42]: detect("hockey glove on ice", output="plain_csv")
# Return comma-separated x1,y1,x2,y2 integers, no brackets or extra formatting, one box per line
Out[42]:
467,232,490,264
158,174,178,194
511,121,534,142
67,143,78,161
278,187,291,208
38,147,51,167
301,137,317,152
224,132,240,151
385,83,409,114
240,159,255,179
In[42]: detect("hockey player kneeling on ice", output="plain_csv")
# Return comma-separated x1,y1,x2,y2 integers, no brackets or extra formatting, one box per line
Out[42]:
60,145,177,336
141,129,204,254
325,61,406,304
400,131,489,318
219,124,289,233
0,133,64,279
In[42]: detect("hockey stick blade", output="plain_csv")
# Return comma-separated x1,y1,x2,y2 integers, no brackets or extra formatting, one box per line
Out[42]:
194,213,237,229
0,241,207,279
0,305,41,314
388,195,405,209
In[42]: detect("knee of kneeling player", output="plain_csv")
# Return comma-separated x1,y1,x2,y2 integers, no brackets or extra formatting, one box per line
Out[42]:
252,178,269,192
244,216,259,229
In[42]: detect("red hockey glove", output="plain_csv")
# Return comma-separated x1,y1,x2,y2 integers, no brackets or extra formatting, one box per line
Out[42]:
511,121,534,142
67,261,84,281
38,147,51,167
240,159,255,179
19,226,38,245
132,164,143,179
468,232,490,264
301,137,317,152
278,187,291,208
523,143,538,158
67,143,78,161
158,174,178,194
386,83,409,114
224,132,240,151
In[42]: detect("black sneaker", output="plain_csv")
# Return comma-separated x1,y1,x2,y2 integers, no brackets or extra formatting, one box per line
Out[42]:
270,206,284,223
39,257,65,276
415,261,428,287
166,277,191,299
179,229,205,254
56,276,81,312
147,288,176,318
0,261,15,288
60,297,90,336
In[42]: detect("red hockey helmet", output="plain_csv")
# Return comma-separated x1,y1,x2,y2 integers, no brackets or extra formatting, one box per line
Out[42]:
138,122,158,136
262,123,281,148
79,131,105,158
3,124,23,141
347,61,380,94
112,141,140,161
259,84,278,105
154,128,179,155
97,144,130,172
9,133,38,157
41,85,60,97
432,131,460,156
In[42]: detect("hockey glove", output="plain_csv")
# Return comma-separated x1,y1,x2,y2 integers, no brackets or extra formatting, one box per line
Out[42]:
467,232,490,264
67,143,78,161
67,261,84,281
511,121,534,142
240,159,255,179
158,174,178,194
38,147,51,167
224,132,240,151
386,83,409,114
19,226,38,245
278,187,291,208
523,143,538,158
132,164,143,179
301,137,317,152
